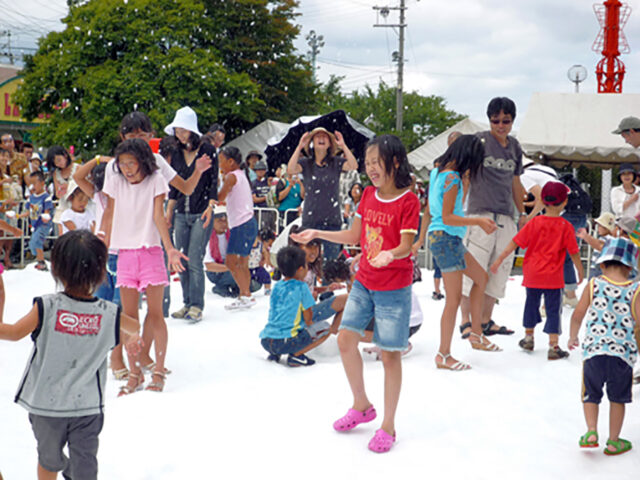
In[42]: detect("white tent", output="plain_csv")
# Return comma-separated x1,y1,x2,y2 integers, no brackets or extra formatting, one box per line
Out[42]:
225,119,289,158
518,92,640,167
408,117,488,180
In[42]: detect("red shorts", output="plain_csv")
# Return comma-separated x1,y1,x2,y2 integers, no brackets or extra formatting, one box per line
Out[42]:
116,247,168,292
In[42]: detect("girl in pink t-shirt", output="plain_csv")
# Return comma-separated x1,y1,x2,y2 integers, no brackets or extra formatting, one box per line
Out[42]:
216,146,258,310
100,139,186,395
291,135,420,454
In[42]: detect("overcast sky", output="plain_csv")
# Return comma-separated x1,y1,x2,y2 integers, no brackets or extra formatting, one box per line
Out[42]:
4,0,640,128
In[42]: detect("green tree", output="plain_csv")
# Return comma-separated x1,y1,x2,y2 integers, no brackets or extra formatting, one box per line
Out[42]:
317,78,465,152
16,0,314,155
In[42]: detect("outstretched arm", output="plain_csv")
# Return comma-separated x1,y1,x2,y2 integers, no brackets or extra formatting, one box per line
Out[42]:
490,240,518,274
290,216,361,247
0,303,38,341
287,132,310,175
153,194,188,273
335,131,358,171
570,252,584,285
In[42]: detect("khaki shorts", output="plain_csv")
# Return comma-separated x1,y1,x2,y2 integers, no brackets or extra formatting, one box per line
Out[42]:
462,212,516,299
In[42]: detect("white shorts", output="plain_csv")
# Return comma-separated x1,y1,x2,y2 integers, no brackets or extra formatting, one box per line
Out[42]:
462,212,516,299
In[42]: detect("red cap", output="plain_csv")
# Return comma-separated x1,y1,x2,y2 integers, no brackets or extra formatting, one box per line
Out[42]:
541,181,569,206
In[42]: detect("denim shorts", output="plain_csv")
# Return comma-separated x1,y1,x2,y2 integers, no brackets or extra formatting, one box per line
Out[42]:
116,246,168,292
29,223,51,255
428,230,466,273
261,329,314,355
228,217,258,256
340,280,411,351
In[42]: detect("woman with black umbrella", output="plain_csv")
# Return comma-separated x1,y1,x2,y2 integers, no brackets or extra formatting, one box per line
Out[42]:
287,127,358,261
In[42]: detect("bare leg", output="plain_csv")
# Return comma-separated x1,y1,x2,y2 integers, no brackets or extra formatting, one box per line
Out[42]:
380,350,402,436
583,402,598,443
437,270,462,359
226,254,251,297
434,276,442,295
337,329,372,412
144,285,168,390
609,402,625,443
120,287,143,392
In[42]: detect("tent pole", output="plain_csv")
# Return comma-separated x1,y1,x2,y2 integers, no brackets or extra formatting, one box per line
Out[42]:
601,168,612,215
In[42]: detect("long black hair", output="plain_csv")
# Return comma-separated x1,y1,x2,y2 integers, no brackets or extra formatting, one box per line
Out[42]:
45,145,72,171
52,230,107,295
113,138,158,180
366,135,412,189
288,225,323,280
434,135,485,180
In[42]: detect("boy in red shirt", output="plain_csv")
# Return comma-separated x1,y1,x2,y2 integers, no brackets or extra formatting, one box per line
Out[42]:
491,181,584,360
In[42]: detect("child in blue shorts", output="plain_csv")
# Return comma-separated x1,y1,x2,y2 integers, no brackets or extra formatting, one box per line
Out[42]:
568,238,639,455
259,246,336,367
20,171,53,271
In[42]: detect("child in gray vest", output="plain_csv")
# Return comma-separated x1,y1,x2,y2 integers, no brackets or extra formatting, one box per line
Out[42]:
0,230,142,480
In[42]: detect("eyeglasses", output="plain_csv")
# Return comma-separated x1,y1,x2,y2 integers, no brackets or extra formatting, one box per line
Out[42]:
490,119,513,125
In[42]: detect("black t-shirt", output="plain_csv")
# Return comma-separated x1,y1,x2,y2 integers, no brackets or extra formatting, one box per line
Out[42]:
168,143,218,214
251,178,270,206
299,155,346,229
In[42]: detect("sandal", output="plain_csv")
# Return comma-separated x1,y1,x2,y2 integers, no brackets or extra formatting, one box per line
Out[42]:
579,430,599,448
604,438,632,456
333,405,377,432
435,352,471,371
141,361,172,375
459,322,472,339
368,428,396,453
469,332,502,352
111,367,129,381
145,370,167,392
118,372,144,397
482,319,514,336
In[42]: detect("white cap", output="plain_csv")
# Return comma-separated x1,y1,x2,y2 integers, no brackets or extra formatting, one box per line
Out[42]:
213,205,227,217
164,106,202,137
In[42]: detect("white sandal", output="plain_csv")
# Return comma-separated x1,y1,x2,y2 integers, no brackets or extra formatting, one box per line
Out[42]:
435,352,471,371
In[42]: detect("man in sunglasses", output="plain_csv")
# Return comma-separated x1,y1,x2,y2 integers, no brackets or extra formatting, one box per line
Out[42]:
613,116,640,149
459,97,526,339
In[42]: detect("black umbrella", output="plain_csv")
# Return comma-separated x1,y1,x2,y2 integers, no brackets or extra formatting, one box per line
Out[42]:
264,110,375,175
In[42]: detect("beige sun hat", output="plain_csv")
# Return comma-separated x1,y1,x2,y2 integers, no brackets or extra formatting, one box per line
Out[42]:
594,212,616,232
304,127,340,156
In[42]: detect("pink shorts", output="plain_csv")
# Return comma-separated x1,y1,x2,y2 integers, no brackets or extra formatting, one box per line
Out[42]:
116,247,168,292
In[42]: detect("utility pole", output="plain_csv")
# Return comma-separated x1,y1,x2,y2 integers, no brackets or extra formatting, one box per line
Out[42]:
373,1,407,132
306,30,325,84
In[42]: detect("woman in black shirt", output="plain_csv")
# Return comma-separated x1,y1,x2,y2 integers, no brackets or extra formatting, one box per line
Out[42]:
164,107,218,323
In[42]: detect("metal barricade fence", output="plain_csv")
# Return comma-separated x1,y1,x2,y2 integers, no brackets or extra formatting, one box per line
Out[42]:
1,199,61,268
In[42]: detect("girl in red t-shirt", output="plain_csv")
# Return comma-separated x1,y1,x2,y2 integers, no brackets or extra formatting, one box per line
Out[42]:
291,135,419,454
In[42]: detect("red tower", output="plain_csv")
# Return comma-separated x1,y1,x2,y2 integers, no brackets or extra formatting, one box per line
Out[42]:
592,0,632,93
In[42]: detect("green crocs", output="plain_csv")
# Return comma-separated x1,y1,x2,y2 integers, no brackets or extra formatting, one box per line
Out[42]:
604,438,632,456
579,430,599,448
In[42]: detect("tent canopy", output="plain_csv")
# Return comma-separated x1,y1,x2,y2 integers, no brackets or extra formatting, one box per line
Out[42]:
518,92,640,168
408,117,488,180
225,119,289,159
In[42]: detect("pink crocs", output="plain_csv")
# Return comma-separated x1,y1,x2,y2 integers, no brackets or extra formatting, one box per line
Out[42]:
368,428,396,453
333,405,377,431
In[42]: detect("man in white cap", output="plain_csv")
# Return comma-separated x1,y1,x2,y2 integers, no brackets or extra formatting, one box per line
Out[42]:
613,116,640,149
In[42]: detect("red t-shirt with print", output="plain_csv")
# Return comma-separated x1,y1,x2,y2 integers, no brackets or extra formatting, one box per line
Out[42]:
513,215,579,289
355,186,420,291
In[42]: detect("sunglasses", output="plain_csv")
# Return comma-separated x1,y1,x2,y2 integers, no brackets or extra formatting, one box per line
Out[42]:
490,119,513,125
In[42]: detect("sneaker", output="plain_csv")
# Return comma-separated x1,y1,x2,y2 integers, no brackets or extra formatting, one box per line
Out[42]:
171,306,189,319
519,335,534,352
286,353,316,367
185,306,203,323
267,353,280,363
432,291,444,300
224,296,256,311
35,261,48,271
548,345,569,360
